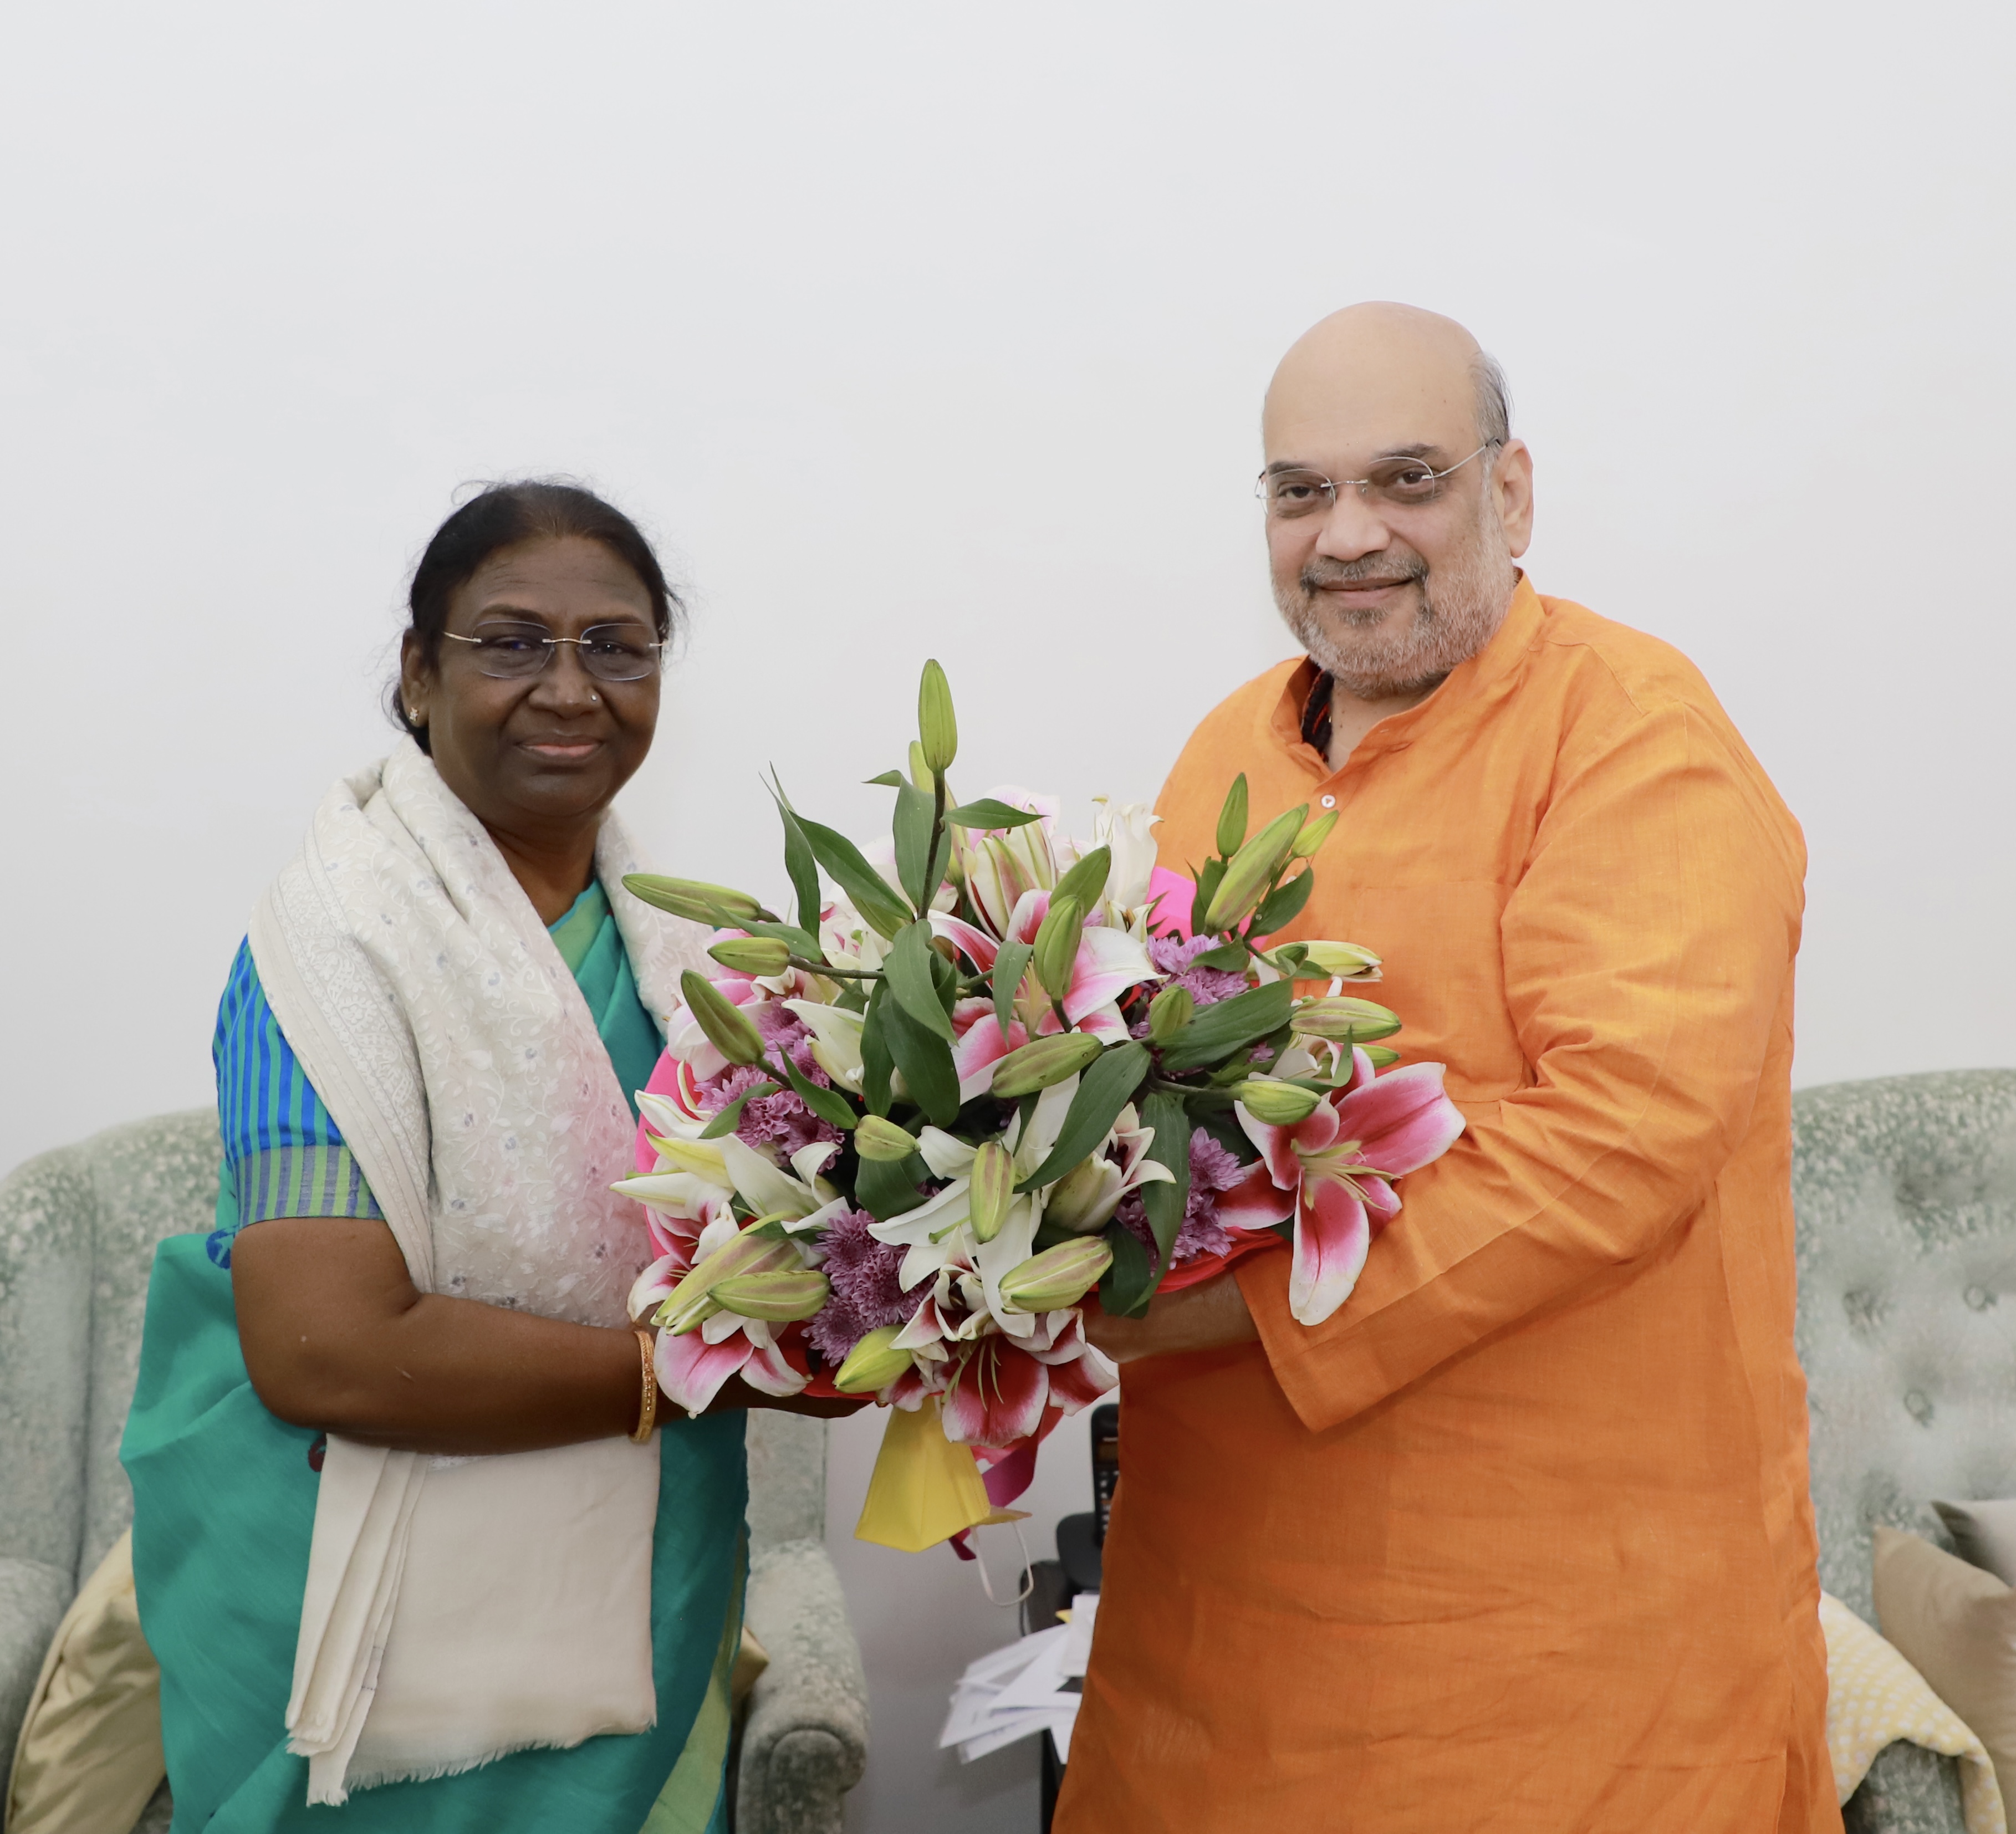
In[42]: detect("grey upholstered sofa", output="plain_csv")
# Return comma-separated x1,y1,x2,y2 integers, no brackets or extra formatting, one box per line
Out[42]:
0,1110,867,1832
1797,1069,2016,1834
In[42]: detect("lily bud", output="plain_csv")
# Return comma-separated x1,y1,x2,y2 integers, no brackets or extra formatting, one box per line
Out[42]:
990,1031,1104,1098
1202,806,1305,933
708,935,793,977
1042,1154,1124,1233
917,658,958,773
1033,894,1084,1000
1051,845,1111,911
1362,1044,1400,1069
907,740,938,795
711,1269,831,1321
679,970,767,1067
1291,810,1339,858
656,1229,797,1335
1300,939,1383,981
1290,995,1402,1044
1231,1079,1325,1126
833,1324,913,1394
999,1238,1114,1313
1146,985,1195,1043
625,874,766,926
854,1114,921,1162
967,1139,1017,1244
1215,773,1249,857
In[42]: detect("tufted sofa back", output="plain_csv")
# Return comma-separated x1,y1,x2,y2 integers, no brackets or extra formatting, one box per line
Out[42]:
0,1108,828,1595
1795,1070,2016,1621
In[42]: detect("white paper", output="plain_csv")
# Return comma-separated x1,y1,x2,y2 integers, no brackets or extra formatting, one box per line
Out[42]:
941,1606,1098,1764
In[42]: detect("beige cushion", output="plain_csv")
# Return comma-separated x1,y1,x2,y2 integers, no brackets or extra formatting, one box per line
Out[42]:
1875,1526,2016,1814
4,1530,165,1834
1935,1500,2016,1587
732,1626,770,1714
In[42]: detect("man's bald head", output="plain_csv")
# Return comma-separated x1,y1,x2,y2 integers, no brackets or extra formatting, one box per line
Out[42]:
1264,302,1509,460
1260,302,1533,708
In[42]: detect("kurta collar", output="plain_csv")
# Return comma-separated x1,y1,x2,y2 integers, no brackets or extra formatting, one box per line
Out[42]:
1266,574,1546,779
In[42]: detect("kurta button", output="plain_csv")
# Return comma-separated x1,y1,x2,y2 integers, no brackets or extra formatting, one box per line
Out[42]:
1321,795,1336,809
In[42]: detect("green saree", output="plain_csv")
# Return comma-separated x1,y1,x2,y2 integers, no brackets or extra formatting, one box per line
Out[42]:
122,883,747,1833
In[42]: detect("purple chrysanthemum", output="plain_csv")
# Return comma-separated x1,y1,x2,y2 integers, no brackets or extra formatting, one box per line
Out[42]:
1116,1127,1252,1271
1129,936,1252,1037
806,1208,915,1364
696,1004,843,1157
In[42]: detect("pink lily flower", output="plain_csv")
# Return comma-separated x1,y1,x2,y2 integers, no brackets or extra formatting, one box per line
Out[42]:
652,1322,807,1416
949,997,1029,1102
938,1310,1119,1448
1218,1049,1466,1326
932,890,1155,1037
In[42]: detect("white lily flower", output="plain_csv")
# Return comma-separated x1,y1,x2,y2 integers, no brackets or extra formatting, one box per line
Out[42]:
782,999,866,1091
1040,1101,1176,1234
1091,798,1161,916
707,1137,850,1237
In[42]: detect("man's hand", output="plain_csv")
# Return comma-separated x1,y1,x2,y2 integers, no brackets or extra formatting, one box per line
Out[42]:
1084,1270,1259,1364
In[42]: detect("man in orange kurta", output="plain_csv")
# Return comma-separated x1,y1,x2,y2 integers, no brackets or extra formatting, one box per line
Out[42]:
1061,305,1836,1832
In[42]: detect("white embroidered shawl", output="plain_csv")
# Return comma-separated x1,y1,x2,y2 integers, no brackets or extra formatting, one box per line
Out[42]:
247,740,704,1804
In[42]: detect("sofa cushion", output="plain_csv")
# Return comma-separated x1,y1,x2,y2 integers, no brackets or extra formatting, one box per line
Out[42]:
1874,1527,2016,1816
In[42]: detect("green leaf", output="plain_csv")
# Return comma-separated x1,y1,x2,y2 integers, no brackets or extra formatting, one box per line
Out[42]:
1186,940,1248,972
771,789,825,937
1155,980,1296,1072
881,993,962,1127
892,780,941,915
1099,1225,1157,1319
886,920,956,1043
796,815,913,939
1017,1042,1150,1191
864,769,906,787
860,985,895,1115
775,1051,859,1130
697,1082,780,1139
944,799,1044,830
855,1151,929,1220
1137,1090,1191,1265
1051,845,1111,910
992,937,1033,1038
1192,859,1226,933
1252,868,1315,935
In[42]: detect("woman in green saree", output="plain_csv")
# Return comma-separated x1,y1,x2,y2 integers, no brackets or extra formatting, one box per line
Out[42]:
121,483,855,1833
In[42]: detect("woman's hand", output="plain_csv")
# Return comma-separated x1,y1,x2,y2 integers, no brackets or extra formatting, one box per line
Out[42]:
702,1376,869,1419
235,1214,665,1457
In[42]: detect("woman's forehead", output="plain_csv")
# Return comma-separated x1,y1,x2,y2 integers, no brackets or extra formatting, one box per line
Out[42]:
459,537,654,622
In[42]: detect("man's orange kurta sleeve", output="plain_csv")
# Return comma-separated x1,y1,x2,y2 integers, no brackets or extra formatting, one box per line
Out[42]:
1238,699,1805,1432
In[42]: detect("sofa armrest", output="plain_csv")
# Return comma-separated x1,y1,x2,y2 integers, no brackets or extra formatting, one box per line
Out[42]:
736,1539,867,1834
1844,1738,1968,1834
0,1555,72,1767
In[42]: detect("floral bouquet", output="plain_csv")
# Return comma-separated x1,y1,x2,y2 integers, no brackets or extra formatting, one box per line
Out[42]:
614,662,1464,1551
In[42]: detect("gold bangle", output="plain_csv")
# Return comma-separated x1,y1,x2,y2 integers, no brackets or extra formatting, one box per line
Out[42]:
630,1327,658,1442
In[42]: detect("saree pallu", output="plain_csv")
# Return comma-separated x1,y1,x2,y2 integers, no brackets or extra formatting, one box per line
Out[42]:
123,882,747,1833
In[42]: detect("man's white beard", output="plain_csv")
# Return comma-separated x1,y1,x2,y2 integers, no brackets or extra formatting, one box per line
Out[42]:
1273,498,1517,699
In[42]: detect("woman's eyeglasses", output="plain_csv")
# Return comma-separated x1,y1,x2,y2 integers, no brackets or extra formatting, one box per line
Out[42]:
441,623,665,683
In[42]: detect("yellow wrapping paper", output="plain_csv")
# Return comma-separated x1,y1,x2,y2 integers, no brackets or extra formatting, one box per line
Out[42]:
854,1398,995,1552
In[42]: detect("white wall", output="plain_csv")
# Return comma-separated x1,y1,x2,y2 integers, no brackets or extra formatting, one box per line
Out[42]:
3,5,2012,1830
